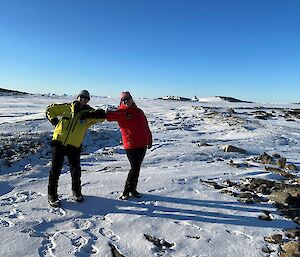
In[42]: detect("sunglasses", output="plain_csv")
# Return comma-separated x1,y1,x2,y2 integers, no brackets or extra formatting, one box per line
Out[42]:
121,97,132,103
79,95,90,100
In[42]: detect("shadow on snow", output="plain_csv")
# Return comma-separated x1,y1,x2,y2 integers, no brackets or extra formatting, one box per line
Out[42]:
59,194,293,229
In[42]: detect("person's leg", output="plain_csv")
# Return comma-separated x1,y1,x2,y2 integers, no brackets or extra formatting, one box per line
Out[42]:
67,146,82,201
48,144,65,201
131,147,146,194
123,147,146,197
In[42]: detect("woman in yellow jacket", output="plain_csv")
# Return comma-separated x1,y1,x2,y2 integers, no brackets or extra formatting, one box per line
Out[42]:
46,90,105,207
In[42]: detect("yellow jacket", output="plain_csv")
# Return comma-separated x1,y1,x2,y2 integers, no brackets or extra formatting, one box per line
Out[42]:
46,101,104,148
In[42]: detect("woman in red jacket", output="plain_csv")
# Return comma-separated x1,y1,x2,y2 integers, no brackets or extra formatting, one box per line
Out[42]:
107,91,152,200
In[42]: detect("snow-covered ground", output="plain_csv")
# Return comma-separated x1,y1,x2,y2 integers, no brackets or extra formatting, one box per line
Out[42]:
0,94,299,257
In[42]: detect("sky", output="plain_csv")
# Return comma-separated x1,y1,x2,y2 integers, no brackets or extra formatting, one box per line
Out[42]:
0,0,300,103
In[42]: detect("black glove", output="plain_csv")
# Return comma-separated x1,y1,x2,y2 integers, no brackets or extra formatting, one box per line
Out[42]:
81,109,106,119
50,118,59,126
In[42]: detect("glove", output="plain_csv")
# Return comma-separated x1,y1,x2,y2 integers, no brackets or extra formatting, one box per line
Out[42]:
50,118,59,126
81,109,106,119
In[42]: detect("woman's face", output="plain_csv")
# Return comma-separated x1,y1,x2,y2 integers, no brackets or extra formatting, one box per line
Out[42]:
121,96,132,107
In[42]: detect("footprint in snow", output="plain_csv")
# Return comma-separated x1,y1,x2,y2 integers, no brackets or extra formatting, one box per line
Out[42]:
0,217,14,228
139,200,158,206
43,231,99,256
152,248,169,257
73,219,94,230
148,187,166,193
1,208,25,220
49,207,67,216
68,233,99,255
0,190,43,206
193,189,201,194
99,227,120,241
21,228,47,238
172,178,188,185
225,229,253,239
174,221,205,231
143,176,152,182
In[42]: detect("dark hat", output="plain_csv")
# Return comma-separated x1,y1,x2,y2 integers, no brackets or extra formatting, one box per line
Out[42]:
120,91,132,99
78,90,90,100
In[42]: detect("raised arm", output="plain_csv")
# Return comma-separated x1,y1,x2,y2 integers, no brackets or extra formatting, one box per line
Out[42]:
46,103,70,125
106,109,131,122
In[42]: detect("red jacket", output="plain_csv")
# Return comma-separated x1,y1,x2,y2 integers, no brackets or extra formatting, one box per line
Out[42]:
106,103,152,149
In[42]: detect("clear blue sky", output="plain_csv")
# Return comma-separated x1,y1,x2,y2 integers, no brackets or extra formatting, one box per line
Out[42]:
0,0,299,103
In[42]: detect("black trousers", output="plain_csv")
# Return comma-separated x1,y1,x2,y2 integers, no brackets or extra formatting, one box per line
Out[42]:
124,147,147,194
48,144,81,198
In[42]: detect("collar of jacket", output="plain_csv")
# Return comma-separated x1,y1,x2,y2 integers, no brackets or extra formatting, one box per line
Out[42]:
71,101,93,116
119,102,137,110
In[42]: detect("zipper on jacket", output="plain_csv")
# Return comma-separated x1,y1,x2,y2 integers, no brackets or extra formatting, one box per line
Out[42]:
63,114,76,145
65,117,72,131
63,113,82,145
71,116,81,132
63,121,73,145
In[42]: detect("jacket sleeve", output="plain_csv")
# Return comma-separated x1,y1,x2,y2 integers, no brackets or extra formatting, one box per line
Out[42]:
81,109,106,128
106,109,130,122
46,103,70,123
143,112,152,145
81,109,106,119
84,118,104,128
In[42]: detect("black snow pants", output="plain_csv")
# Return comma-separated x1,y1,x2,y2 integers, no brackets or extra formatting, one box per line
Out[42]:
124,147,147,194
48,143,81,198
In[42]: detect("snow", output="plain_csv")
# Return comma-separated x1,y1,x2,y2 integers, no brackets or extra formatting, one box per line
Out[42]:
0,94,299,257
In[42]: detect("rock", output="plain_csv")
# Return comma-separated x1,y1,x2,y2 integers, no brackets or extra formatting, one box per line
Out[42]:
262,246,276,253
264,234,283,244
286,164,298,171
256,184,272,195
238,178,279,194
280,241,300,257
265,166,296,179
293,217,300,225
222,179,238,187
228,160,252,168
293,178,300,184
282,188,300,198
269,192,292,204
200,179,226,189
238,197,255,204
284,229,300,239
261,246,275,254
259,211,272,221
273,153,282,158
197,142,213,147
227,108,236,114
186,235,201,239
223,145,246,153
276,158,287,168
239,192,253,198
219,189,239,197
144,234,175,248
258,152,275,164
109,242,125,257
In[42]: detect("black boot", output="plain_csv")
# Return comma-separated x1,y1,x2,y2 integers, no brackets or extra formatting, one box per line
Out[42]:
48,180,60,207
130,189,142,198
119,186,130,200
72,189,83,202
48,194,60,207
